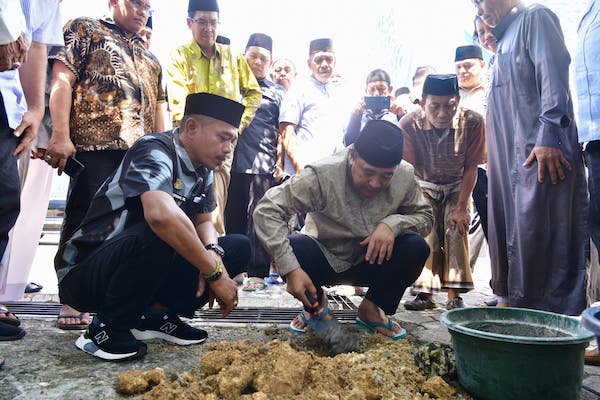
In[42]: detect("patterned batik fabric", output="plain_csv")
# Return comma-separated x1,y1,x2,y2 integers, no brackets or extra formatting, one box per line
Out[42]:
412,186,474,294
51,17,165,151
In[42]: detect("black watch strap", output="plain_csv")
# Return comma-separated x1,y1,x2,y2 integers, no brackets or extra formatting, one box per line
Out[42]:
205,242,224,257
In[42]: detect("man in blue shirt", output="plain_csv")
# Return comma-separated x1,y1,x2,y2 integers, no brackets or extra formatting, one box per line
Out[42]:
575,0,600,365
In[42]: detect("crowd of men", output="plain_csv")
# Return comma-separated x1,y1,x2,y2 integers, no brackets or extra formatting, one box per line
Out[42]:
0,0,598,365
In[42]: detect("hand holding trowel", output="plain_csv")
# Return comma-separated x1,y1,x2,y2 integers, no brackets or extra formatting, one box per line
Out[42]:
303,290,359,354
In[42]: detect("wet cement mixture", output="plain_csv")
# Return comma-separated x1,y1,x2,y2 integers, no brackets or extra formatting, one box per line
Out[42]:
117,328,471,400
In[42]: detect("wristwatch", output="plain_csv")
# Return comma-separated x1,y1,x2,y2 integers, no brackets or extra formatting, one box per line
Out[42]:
205,242,225,257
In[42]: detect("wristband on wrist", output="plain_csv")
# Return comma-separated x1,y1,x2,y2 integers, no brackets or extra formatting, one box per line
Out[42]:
202,259,223,282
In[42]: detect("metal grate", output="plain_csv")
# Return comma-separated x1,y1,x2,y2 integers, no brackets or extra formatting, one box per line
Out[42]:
3,294,358,324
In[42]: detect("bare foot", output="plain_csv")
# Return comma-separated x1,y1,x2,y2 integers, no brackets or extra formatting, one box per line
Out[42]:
290,311,311,332
57,304,90,329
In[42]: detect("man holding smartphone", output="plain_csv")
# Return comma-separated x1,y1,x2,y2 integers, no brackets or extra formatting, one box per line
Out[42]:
344,69,405,146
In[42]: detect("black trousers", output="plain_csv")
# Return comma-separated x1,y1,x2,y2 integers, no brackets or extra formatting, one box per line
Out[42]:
225,172,274,278
289,233,430,315
58,150,127,248
0,93,20,260
59,221,251,329
471,167,488,240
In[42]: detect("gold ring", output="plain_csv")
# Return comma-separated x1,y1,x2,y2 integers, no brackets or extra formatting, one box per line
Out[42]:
44,154,52,162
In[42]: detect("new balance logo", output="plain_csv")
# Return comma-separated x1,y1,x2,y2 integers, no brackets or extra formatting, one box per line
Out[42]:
159,322,178,334
94,330,109,344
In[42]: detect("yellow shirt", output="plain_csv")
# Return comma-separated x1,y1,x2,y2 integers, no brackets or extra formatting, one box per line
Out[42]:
166,40,261,130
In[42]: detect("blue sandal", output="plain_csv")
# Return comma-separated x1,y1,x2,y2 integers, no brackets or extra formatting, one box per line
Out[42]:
356,317,407,340
289,312,310,334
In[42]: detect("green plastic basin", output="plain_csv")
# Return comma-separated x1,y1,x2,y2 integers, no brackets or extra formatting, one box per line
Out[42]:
440,307,594,400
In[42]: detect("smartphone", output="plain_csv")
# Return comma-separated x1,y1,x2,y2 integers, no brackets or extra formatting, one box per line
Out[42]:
63,156,85,178
364,96,391,111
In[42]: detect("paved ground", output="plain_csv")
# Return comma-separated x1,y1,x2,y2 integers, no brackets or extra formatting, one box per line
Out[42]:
1,236,599,399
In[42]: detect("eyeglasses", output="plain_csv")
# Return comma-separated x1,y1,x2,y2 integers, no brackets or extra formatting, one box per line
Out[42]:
127,0,154,16
190,17,219,29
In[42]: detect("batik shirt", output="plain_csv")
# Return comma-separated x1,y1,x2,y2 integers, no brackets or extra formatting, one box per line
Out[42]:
57,129,216,281
50,17,165,151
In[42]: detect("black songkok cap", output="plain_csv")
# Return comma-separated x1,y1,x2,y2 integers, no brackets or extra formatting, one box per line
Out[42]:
184,93,245,128
423,74,459,96
309,38,334,55
246,33,272,52
454,45,483,62
353,120,404,168
216,35,230,45
188,0,219,12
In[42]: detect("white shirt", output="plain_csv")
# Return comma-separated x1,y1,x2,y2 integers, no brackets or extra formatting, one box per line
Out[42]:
0,0,63,128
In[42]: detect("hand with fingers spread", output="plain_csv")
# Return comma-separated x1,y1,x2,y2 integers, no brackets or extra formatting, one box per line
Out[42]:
360,223,395,265
523,146,572,184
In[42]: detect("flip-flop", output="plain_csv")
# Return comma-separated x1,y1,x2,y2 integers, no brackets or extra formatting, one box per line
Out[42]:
289,312,310,334
265,272,282,285
479,298,498,307
0,305,20,327
242,278,268,292
356,317,407,340
56,312,89,330
24,282,43,293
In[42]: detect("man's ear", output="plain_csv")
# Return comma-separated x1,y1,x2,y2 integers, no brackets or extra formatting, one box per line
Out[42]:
184,116,199,135
348,147,357,163
419,98,426,110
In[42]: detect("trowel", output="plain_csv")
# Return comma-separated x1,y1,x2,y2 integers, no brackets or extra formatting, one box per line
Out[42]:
304,290,359,354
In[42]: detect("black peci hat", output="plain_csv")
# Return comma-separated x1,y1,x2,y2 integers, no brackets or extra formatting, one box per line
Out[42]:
184,93,245,128
422,74,459,97
188,0,219,12
455,45,483,62
353,120,404,168
245,33,272,52
309,38,334,55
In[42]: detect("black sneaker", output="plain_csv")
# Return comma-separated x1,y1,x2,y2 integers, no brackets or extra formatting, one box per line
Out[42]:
404,293,436,311
131,310,208,346
75,316,147,361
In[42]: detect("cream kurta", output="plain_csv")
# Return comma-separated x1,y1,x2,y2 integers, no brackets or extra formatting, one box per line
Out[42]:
253,148,433,276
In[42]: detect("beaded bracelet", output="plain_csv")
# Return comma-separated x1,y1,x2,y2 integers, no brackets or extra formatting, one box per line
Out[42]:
202,259,223,282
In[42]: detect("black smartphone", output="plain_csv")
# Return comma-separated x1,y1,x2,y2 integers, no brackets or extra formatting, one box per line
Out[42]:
63,156,85,178
364,96,391,111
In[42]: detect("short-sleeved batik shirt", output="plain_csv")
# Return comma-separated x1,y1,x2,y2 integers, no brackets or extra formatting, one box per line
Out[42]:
50,17,165,151
57,129,216,281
